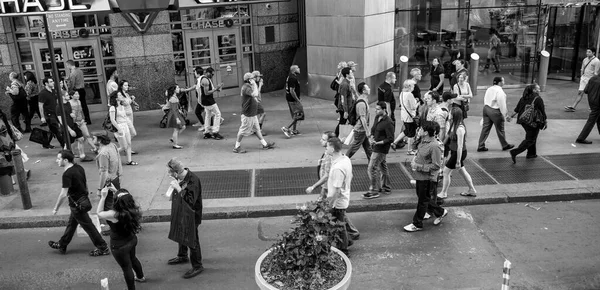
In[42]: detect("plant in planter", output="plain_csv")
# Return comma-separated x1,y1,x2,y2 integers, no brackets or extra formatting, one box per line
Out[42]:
258,198,351,290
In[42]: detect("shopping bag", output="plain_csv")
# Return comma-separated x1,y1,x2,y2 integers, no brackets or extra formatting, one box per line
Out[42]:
343,130,354,145
29,128,52,145
76,213,102,238
338,124,353,142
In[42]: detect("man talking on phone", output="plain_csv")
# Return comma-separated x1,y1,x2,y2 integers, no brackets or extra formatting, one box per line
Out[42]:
201,68,225,140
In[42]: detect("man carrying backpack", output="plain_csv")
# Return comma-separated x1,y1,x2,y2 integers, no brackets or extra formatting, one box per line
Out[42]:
345,82,372,161
4,72,31,133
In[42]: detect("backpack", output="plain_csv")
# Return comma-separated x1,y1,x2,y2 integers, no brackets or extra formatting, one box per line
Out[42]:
347,99,366,126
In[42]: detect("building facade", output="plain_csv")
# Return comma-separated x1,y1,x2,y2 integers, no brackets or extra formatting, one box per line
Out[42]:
0,0,300,113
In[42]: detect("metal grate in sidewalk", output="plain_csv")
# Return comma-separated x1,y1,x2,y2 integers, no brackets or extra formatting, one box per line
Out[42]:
474,157,575,184
192,170,251,199
255,167,316,197
544,153,600,180
352,163,413,192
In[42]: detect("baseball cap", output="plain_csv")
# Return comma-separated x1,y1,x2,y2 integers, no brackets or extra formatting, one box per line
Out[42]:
243,72,254,81
252,71,262,77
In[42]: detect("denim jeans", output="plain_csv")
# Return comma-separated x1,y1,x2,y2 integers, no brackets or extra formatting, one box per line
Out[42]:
59,207,108,250
177,224,203,269
345,130,372,160
414,180,444,228
331,208,348,251
204,104,221,133
367,152,390,192
111,236,144,290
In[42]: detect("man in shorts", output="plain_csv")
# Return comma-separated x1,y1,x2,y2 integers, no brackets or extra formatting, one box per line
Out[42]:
233,73,275,153
281,65,303,138
252,71,267,134
565,48,600,112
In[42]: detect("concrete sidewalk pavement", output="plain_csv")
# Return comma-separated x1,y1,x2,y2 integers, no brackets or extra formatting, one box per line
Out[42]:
0,79,598,229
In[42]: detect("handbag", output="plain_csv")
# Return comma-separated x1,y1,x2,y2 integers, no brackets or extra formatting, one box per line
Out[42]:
69,194,92,213
517,96,542,128
330,77,340,91
168,187,200,249
29,127,52,145
343,130,354,145
102,109,118,133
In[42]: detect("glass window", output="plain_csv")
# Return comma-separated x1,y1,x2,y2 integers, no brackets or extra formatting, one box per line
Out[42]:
104,59,116,66
172,32,184,52
242,53,253,74
97,12,111,26
28,16,44,30
100,37,114,57
239,5,250,17
73,14,97,28
17,42,33,63
241,26,252,45
184,6,239,21
13,17,27,31
169,11,182,22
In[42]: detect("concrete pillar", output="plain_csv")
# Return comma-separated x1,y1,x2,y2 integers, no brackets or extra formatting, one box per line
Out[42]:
538,50,550,92
305,0,395,101
469,53,480,96
399,56,409,86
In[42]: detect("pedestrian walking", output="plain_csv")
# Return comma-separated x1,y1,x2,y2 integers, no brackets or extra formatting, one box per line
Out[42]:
165,85,186,149
65,60,91,124
575,74,600,144
333,67,354,137
430,58,445,95
509,84,547,163
182,67,206,131
166,158,205,279
48,150,110,256
483,29,501,73
438,108,477,199
325,137,353,256
118,80,139,140
0,108,17,181
306,131,360,240
97,186,145,289
93,133,122,234
378,72,397,124
363,102,394,199
477,77,514,152
282,65,304,137
452,72,473,118
106,67,119,97
424,91,449,142
232,73,275,153
253,71,267,134
332,61,348,110
404,121,447,232
200,68,224,140
450,59,468,92
410,68,423,104
38,77,65,149
566,48,600,112
345,82,372,160
109,92,138,164
23,71,41,124
391,80,418,155
64,91,94,162
4,72,31,133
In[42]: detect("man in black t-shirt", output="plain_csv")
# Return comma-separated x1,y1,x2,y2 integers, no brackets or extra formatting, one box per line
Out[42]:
48,150,109,256
378,72,397,122
281,65,303,138
38,77,64,149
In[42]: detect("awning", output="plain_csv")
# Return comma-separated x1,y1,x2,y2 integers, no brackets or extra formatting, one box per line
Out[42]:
0,0,111,17
177,0,290,9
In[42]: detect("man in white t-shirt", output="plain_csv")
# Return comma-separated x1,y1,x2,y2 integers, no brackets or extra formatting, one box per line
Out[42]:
566,48,600,112
326,137,353,256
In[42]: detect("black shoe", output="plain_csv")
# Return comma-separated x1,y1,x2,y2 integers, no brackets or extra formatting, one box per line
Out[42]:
509,150,517,164
575,139,592,144
183,266,204,279
349,234,360,240
347,239,354,247
502,144,515,151
48,241,66,254
81,156,94,162
477,147,488,152
168,256,189,265
212,133,224,140
526,155,538,159
42,144,55,149
26,170,31,181
362,191,380,199
203,133,213,139
89,247,110,257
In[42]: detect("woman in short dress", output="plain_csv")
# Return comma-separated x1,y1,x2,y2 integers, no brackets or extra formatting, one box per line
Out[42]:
109,91,137,165
166,85,186,149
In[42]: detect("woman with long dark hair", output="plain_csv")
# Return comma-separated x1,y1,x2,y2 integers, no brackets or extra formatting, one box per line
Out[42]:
508,83,547,163
438,107,477,199
23,71,41,123
97,187,145,289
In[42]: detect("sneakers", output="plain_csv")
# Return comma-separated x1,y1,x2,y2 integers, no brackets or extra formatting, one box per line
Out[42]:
212,133,224,140
48,241,66,254
502,144,515,151
424,212,431,220
89,247,110,257
233,146,247,154
379,189,392,195
362,191,380,199
564,106,576,112
134,276,146,283
262,141,276,150
281,127,291,138
433,209,448,226
203,133,213,139
403,223,423,232
191,122,202,127
437,192,448,199
407,150,416,155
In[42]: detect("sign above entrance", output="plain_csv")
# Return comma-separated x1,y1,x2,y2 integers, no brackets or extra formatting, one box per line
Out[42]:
0,0,110,17
46,11,73,32
177,0,291,9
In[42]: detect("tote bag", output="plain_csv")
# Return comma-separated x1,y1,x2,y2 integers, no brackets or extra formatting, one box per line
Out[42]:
168,192,199,249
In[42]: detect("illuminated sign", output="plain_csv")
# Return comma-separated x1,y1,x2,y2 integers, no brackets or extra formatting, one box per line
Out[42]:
0,0,91,15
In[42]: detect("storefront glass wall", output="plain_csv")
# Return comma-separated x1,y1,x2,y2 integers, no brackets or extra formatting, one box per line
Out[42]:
395,0,542,87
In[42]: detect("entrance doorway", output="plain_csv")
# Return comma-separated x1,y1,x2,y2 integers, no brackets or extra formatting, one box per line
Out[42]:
32,39,106,112
185,29,242,97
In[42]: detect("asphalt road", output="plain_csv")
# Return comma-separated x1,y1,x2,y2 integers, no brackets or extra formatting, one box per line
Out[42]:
1,200,599,290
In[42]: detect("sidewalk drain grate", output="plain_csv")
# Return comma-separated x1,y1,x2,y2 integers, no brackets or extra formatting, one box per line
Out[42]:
544,153,600,180
193,170,251,199
401,159,497,187
352,163,413,192
475,157,575,184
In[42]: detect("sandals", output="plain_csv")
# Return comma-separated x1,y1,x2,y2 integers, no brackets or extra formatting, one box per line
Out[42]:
126,161,139,166
460,191,477,197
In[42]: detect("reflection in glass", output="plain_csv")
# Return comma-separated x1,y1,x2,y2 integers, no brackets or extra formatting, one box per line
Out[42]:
217,34,236,48
40,48,65,63
169,11,182,22
192,51,210,59
18,42,33,63
190,37,210,50
219,62,238,90
13,17,27,31
28,16,44,30
174,60,186,76
192,59,211,66
101,38,114,57
172,32,184,51
242,26,252,45
104,59,116,66
242,53,253,74
71,46,95,60
73,15,97,28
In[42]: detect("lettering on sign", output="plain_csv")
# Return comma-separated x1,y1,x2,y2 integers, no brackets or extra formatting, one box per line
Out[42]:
47,11,74,31
0,0,90,15
187,19,240,30
39,30,83,39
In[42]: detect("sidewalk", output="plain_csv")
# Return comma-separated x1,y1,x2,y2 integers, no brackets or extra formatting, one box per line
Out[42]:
0,79,598,229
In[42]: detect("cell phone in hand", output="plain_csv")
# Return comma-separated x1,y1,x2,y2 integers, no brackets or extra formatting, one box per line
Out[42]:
104,179,113,188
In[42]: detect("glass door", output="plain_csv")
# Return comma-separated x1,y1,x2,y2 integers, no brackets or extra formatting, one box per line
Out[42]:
185,31,214,108
545,6,581,80
65,40,105,110
32,42,68,82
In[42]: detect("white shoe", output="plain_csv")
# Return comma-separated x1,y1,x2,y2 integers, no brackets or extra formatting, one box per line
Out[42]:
433,209,448,226
403,223,423,232
437,193,448,199
192,122,202,127
197,125,205,132
424,213,431,219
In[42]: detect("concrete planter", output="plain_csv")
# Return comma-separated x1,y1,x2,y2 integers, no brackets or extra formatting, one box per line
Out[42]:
255,247,352,290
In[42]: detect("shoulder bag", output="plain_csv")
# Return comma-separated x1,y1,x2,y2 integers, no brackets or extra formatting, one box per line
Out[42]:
517,96,543,128
69,194,92,213
102,108,118,133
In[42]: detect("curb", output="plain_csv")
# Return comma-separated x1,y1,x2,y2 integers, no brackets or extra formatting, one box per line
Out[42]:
1,189,598,230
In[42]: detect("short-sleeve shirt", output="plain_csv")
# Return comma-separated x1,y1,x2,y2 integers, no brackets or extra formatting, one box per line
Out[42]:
106,80,118,96
62,164,88,207
581,57,600,78
285,74,300,102
67,68,85,90
96,143,122,180
327,155,352,209
353,98,369,132
241,83,258,117
377,82,395,110
38,88,57,116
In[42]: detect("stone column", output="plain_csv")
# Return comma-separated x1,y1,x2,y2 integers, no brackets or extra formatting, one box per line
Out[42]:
305,0,395,102
110,12,174,111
